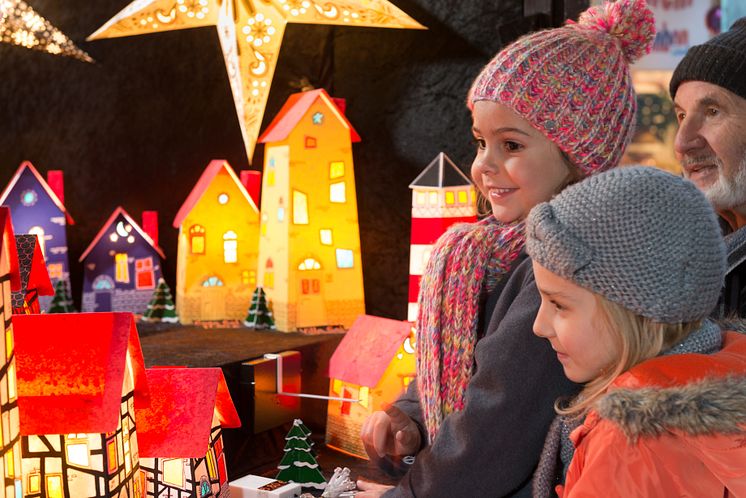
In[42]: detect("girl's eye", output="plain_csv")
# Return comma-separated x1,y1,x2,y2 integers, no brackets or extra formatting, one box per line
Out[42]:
472,137,486,150
551,300,565,312
504,140,523,152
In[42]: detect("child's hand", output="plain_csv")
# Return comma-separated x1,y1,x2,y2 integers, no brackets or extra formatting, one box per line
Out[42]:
356,479,394,497
360,404,421,459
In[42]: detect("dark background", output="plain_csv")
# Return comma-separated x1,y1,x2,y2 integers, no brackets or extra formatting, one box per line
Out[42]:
0,0,586,321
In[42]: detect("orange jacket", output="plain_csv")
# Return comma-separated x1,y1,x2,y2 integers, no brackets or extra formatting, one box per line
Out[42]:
560,332,746,498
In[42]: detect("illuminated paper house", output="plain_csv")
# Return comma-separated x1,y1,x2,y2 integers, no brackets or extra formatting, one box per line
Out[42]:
257,89,365,331
408,153,476,321
12,312,150,498
80,207,164,314
325,315,415,458
173,160,261,323
0,161,74,311
136,367,241,498
0,207,23,497
11,235,54,315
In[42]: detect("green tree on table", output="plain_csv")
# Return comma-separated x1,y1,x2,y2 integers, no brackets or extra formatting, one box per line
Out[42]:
244,287,275,329
276,419,326,490
141,278,179,323
48,279,76,313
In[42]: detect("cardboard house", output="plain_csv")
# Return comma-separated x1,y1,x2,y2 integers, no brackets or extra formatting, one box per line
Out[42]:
12,312,150,498
0,207,23,497
408,153,476,322
0,161,74,311
257,89,365,331
325,315,416,458
136,367,241,498
11,234,54,315
80,207,165,314
173,160,261,323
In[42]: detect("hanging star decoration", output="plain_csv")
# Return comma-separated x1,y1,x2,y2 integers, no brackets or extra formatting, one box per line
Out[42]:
0,0,93,62
88,0,425,162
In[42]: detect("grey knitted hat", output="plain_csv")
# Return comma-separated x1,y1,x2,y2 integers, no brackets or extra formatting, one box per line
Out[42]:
526,166,726,323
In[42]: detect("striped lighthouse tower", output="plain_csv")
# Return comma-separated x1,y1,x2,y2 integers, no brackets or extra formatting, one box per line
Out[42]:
407,153,477,322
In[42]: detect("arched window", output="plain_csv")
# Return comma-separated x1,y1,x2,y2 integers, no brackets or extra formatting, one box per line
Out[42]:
189,225,205,255
264,259,274,289
298,258,321,271
223,231,237,263
202,276,224,287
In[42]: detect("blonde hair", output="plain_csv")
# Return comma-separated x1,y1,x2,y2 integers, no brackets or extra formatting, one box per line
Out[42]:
557,295,700,417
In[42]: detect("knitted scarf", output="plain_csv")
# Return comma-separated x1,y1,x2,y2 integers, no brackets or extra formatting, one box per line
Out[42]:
416,216,526,443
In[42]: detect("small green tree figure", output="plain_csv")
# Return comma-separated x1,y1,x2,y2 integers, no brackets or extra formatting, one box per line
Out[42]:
141,278,179,323
47,279,76,313
244,287,275,329
276,419,326,490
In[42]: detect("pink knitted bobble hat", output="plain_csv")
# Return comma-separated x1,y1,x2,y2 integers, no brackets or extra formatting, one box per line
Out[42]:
468,0,655,175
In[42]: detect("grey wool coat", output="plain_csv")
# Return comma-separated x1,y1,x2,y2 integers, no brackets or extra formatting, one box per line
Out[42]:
377,253,580,498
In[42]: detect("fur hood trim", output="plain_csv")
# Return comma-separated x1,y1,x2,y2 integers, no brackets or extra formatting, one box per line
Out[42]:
596,376,746,441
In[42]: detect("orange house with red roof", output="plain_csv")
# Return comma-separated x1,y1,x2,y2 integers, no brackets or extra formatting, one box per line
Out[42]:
325,315,416,458
136,368,241,498
13,312,149,498
257,89,365,331
11,234,53,314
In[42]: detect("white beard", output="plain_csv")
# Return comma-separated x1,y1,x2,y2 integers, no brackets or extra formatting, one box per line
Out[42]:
703,155,746,210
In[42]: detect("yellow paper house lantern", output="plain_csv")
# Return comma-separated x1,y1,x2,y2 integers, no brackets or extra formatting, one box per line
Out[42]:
257,89,365,331
173,160,261,323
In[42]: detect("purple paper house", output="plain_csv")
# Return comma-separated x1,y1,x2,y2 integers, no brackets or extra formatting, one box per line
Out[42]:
79,207,164,314
0,161,74,311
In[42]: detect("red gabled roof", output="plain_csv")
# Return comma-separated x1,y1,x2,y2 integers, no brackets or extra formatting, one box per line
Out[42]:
14,234,54,297
0,207,21,291
258,89,361,144
12,312,150,435
136,368,241,458
172,159,259,228
329,315,412,387
79,206,165,262
0,161,75,225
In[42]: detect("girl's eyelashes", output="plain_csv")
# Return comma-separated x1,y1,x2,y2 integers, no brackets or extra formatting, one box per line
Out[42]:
503,140,523,152
471,137,486,150
551,300,565,312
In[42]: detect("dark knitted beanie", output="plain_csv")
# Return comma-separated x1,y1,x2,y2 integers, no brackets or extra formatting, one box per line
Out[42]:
670,17,746,99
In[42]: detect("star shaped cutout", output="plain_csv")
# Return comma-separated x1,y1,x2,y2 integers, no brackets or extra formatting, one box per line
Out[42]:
88,0,424,162
312,111,324,125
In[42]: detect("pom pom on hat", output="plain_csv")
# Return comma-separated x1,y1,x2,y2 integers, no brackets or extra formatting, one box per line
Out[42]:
468,0,655,175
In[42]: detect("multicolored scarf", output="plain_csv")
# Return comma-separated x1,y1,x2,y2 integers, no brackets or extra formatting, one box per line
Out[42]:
416,216,526,443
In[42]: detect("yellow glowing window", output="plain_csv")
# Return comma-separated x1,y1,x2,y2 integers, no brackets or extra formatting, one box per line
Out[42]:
359,386,370,409
445,191,455,205
115,253,129,283
429,191,438,205
163,459,185,488
264,272,274,289
4,446,12,478
261,223,267,236
329,161,345,179
458,190,468,204
206,449,217,479
298,258,321,271
320,229,333,246
46,475,63,498
28,226,45,258
28,473,40,493
267,168,276,186
330,182,346,203
8,363,16,400
47,263,63,280
293,190,309,225
332,378,342,395
223,231,238,264
416,192,427,206
6,327,12,360
66,441,90,467
189,225,205,255
107,439,117,473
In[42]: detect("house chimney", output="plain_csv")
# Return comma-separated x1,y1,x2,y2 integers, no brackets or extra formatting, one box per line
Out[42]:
46,170,65,204
141,211,159,246
240,170,261,209
331,97,347,114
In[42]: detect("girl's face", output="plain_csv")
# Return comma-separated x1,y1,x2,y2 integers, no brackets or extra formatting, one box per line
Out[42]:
532,262,620,384
471,101,573,223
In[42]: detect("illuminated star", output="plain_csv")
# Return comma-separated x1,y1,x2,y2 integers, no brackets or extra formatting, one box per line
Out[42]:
312,111,324,125
88,0,425,162
0,0,93,62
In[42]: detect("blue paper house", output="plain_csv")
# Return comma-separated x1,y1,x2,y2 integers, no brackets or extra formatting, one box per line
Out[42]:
79,207,164,314
0,161,74,311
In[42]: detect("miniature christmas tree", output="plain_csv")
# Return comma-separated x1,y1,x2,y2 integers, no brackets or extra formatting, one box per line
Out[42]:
141,278,179,323
276,419,326,490
47,279,76,313
244,287,276,329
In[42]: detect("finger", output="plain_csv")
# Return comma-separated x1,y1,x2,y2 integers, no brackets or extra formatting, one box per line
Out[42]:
373,416,392,458
394,426,420,454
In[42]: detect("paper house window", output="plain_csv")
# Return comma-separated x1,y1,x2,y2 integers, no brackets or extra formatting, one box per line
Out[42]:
298,258,321,271
277,207,285,222
28,226,46,257
206,450,217,479
445,191,455,205
429,192,438,205
162,458,185,488
47,475,63,498
458,190,469,204
261,214,268,236
107,439,117,473
202,276,223,287
293,190,309,225
336,249,354,269
189,225,206,255
267,167,276,186
330,182,346,203
223,231,238,263
320,229,333,245
115,253,130,283
5,448,13,477
416,192,427,206
358,386,370,408
329,161,345,179
312,111,324,125
65,435,90,467
332,378,342,395
28,473,40,493
135,257,155,289
47,263,63,280
242,270,256,286
218,193,230,205
304,136,317,149
264,259,274,289
302,279,320,294
20,188,38,206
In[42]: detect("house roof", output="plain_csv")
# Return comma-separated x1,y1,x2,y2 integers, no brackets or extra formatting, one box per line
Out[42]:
79,206,165,262
136,368,241,458
0,161,75,224
12,312,150,435
11,234,54,308
172,159,259,228
329,315,412,387
258,88,361,144
409,152,473,188
0,207,21,291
